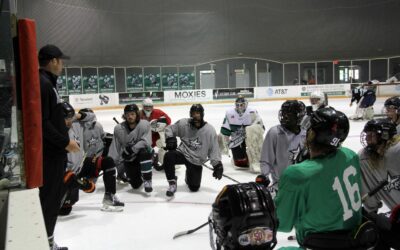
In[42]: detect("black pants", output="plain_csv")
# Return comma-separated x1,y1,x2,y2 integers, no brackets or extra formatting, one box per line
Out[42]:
163,150,202,192
375,228,400,250
61,156,116,210
39,156,67,237
124,148,152,189
78,156,116,194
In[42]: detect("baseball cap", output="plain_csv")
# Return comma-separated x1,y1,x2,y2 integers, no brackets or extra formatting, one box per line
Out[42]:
38,44,70,60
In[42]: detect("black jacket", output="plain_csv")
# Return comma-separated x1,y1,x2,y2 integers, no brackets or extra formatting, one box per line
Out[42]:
39,69,69,158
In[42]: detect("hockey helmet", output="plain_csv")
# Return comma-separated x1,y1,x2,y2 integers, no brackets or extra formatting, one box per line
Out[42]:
142,98,154,117
62,102,75,119
384,96,400,112
308,107,349,148
123,103,140,122
211,182,278,250
189,104,205,128
361,118,397,150
279,100,306,130
309,91,327,111
79,108,94,113
142,97,154,107
235,95,248,114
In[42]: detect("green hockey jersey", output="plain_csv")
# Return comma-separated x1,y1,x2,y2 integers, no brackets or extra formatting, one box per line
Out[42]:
275,147,362,246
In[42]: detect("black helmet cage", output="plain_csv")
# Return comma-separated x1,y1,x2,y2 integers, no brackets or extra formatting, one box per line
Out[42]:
211,182,278,250
235,96,248,114
360,118,397,148
278,100,306,127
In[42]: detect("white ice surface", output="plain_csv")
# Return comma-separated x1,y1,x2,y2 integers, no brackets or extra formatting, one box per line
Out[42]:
55,97,386,250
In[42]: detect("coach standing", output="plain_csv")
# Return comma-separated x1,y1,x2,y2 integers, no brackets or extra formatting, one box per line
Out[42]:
38,44,79,250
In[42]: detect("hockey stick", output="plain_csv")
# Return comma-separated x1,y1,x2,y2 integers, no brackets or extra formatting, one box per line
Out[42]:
173,221,210,240
202,163,240,184
361,179,388,202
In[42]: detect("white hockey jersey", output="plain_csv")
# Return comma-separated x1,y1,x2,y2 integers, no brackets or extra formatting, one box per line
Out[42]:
220,107,264,148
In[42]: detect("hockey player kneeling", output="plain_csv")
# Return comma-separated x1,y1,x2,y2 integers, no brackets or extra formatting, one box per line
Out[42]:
162,104,223,197
211,182,278,250
275,107,377,249
60,105,124,214
220,96,265,173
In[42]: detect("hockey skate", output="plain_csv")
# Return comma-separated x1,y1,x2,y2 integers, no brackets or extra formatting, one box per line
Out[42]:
144,180,153,193
51,242,68,250
166,179,177,197
101,193,124,212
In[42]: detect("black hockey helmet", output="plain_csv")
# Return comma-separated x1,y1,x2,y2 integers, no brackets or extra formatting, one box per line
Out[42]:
211,182,278,250
189,104,205,128
79,108,94,113
279,100,306,129
62,102,75,119
308,107,349,148
235,95,248,114
190,103,204,118
123,103,140,122
361,118,397,149
384,96,400,111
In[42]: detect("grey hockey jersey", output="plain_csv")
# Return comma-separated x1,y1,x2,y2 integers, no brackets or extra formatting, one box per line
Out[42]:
108,120,152,165
67,112,104,173
359,141,400,212
260,125,306,183
165,118,221,167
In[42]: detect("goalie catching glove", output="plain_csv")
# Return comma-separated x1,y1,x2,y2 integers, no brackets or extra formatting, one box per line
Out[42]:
212,162,223,180
150,117,168,132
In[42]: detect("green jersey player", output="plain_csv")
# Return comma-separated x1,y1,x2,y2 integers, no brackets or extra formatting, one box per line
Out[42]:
275,107,363,248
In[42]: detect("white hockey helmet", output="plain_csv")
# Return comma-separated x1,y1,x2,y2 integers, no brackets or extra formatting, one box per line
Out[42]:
235,95,248,114
143,97,153,107
142,98,154,117
309,91,326,111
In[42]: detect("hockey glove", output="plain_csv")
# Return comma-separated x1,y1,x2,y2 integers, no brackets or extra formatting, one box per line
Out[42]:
78,178,96,193
63,170,79,189
212,162,223,180
122,145,135,161
165,137,177,151
255,174,270,187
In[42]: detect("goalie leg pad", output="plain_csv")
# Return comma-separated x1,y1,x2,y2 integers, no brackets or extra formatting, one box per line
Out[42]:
217,133,229,156
245,124,265,173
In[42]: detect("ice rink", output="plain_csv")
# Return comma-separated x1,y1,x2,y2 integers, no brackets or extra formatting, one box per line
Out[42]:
55,97,387,249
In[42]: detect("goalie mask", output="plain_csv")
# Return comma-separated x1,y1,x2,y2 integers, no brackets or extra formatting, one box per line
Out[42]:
309,91,327,111
235,96,248,115
211,182,278,250
279,100,306,132
360,118,397,153
189,104,205,128
307,107,349,149
142,98,154,118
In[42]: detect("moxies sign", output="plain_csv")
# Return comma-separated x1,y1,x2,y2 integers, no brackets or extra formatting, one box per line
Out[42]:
164,89,213,103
